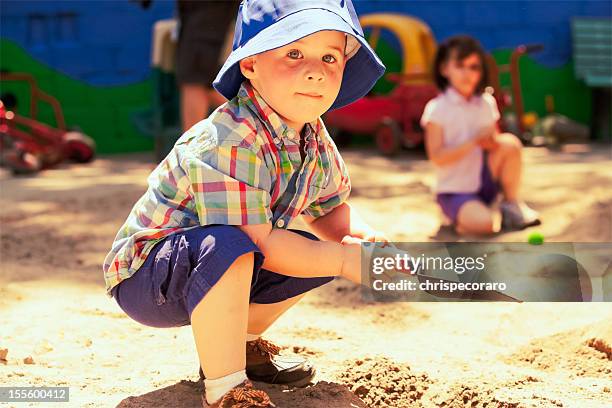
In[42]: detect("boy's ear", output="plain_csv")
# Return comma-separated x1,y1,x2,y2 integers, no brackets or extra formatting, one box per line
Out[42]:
239,56,256,79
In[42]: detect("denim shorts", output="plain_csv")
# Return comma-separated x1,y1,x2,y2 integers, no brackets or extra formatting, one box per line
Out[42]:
110,225,334,328
436,151,500,224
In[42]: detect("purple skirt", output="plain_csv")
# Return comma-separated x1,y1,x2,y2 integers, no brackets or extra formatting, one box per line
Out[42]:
436,151,500,224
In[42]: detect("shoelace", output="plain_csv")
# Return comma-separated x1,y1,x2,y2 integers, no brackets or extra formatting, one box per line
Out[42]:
248,338,281,357
219,381,271,408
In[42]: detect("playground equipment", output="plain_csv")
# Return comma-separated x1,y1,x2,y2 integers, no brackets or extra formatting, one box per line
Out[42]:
490,43,592,146
571,17,611,140
486,44,544,139
148,18,181,162
324,14,439,155
0,72,95,174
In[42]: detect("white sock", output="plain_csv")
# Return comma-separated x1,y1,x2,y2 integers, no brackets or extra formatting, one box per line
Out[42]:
246,333,260,342
205,369,247,404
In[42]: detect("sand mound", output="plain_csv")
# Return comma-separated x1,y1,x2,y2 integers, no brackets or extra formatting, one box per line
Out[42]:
554,198,612,241
430,383,523,408
506,319,612,377
116,379,367,408
259,381,368,408
335,356,431,408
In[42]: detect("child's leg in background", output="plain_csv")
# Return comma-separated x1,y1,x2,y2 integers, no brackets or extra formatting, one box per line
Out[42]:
448,131,536,234
437,150,502,235
487,132,523,201
488,133,540,228
455,200,500,235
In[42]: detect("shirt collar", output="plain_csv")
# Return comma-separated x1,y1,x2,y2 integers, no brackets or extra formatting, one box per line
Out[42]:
237,80,320,147
445,86,479,105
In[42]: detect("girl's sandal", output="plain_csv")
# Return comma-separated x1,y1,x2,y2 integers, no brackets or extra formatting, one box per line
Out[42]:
201,379,276,408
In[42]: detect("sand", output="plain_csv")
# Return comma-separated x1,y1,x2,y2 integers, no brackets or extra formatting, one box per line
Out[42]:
1,144,611,407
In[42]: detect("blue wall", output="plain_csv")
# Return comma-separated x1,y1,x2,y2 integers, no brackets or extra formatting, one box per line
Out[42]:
0,0,174,85
354,0,611,68
2,0,610,85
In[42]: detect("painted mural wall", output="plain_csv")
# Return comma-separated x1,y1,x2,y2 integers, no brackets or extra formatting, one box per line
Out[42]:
1,0,610,153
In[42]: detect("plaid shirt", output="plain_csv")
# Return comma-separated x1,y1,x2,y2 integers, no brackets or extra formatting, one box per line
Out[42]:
103,80,351,296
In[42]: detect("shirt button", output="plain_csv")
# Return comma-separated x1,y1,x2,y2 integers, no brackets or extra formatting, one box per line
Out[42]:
276,219,285,228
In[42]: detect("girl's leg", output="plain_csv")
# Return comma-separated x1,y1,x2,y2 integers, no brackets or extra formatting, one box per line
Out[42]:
487,132,523,201
488,133,540,228
455,199,501,235
190,251,254,380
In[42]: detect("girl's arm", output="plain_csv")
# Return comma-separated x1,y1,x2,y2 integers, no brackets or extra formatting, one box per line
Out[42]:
424,122,482,166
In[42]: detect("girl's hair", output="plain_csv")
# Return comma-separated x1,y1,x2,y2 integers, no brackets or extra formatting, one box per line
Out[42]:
433,35,489,94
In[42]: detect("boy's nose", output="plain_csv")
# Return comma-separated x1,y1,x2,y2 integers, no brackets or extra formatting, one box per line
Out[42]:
307,72,324,82
304,63,325,82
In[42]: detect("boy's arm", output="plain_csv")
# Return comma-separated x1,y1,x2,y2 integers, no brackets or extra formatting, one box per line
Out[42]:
237,223,362,284
301,202,376,243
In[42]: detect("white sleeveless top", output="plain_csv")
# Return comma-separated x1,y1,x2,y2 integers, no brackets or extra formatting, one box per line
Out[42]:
420,87,500,193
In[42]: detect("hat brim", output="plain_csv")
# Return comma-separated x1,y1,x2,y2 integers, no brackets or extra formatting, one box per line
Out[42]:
212,8,386,111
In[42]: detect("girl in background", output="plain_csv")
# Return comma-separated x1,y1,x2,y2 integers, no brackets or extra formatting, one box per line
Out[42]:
421,35,540,235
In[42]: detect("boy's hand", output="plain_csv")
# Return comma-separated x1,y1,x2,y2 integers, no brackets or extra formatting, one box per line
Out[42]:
340,235,363,245
362,230,391,245
339,239,414,287
341,231,391,247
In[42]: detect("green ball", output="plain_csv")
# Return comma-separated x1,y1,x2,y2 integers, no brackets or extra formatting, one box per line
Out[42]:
528,232,544,245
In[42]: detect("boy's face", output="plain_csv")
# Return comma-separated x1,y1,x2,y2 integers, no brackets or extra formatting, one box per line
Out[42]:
240,30,347,131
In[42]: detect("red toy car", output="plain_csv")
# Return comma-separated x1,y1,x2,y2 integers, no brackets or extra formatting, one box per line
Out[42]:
324,73,438,156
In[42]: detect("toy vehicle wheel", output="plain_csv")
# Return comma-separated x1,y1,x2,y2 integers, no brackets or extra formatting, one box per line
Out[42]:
63,131,96,163
376,119,402,156
2,148,42,175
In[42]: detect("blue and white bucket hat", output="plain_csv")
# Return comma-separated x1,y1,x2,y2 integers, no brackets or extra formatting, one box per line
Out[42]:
212,0,386,111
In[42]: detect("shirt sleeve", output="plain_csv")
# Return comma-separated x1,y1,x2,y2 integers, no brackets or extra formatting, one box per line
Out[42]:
420,98,444,128
301,139,351,218
181,133,273,226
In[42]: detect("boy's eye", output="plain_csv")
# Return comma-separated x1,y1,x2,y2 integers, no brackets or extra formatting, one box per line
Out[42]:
287,50,302,59
323,54,337,63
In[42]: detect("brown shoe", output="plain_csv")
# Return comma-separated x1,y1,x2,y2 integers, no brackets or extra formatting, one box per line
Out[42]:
201,379,275,408
199,338,316,387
